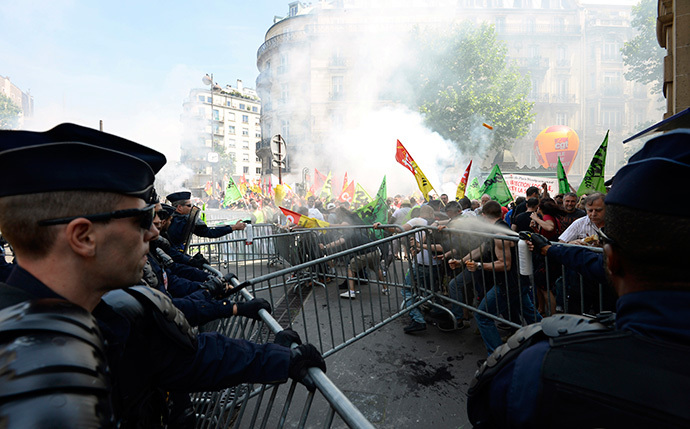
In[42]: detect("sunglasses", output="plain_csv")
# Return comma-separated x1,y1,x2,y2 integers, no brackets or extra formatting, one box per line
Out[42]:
156,210,171,220
38,204,157,230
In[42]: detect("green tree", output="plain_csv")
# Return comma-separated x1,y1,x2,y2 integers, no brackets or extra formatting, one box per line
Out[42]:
407,22,534,153
621,0,665,94
0,93,21,130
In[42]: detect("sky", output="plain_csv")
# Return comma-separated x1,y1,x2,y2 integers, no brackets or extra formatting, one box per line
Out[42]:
0,0,288,160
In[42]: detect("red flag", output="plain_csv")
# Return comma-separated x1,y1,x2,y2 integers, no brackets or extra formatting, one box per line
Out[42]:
314,168,327,192
342,172,348,192
395,139,434,199
203,181,212,196
395,140,416,175
280,206,303,226
339,181,355,202
456,160,472,201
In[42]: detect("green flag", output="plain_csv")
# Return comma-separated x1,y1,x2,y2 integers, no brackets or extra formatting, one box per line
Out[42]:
200,203,207,223
557,157,571,194
466,177,481,200
223,177,243,206
478,165,513,206
319,171,333,200
352,183,372,207
355,176,388,238
577,131,609,197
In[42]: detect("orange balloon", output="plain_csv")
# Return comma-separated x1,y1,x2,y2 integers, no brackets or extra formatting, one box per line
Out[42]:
533,125,580,174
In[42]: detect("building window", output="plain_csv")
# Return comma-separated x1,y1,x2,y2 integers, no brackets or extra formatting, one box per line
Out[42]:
602,109,622,130
227,112,235,121
281,85,289,103
228,139,236,147
557,77,569,95
556,112,568,126
256,167,262,174
207,96,212,103
242,115,249,123
212,109,219,121
524,17,535,33
252,106,258,112
226,101,232,107
242,141,249,149
255,132,261,138
239,103,245,110
242,128,249,136
213,124,220,134
289,3,298,16
242,154,249,162
243,166,249,174
255,157,260,162
331,76,343,100
228,126,235,134
495,16,505,33
198,95,205,102
279,54,288,74
603,40,621,60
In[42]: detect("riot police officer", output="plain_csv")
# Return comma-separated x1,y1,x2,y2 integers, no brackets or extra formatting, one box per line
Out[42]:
0,123,326,427
467,129,690,428
166,191,246,251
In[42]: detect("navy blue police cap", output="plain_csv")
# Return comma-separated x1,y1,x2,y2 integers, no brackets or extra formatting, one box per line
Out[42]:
160,203,175,216
0,123,166,201
166,191,191,203
606,129,690,216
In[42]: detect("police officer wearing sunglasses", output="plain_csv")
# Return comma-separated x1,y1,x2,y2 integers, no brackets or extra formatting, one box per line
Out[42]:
0,123,325,427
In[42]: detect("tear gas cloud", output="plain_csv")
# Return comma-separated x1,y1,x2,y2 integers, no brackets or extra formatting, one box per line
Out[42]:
269,3,495,198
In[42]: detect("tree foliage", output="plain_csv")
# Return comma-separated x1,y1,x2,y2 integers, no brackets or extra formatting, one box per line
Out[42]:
621,0,665,94
0,93,21,130
406,22,534,154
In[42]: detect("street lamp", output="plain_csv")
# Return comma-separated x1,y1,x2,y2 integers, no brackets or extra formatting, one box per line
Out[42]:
203,73,221,197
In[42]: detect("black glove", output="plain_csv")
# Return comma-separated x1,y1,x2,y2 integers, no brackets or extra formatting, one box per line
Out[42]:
189,252,210,269
200,276,225,296
235,298,271,320
289,344,326,391
274,328,302,348
528,232,551,254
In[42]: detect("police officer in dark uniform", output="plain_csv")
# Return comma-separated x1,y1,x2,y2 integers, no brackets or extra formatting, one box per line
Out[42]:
0,123,326,428
166,191,246,251
467,129,690,428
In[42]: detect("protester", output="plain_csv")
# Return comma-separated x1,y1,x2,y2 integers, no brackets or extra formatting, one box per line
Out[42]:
456,201,541,355
558,192,606,245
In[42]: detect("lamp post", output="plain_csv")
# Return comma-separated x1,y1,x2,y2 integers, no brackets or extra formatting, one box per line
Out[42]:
203,73,221,197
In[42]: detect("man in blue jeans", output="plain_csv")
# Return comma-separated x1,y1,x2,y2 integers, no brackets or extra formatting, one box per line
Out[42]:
462,201,541,355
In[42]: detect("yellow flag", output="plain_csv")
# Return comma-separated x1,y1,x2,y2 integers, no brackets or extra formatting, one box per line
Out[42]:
395,140,435,200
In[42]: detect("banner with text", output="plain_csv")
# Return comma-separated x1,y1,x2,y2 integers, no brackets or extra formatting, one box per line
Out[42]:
504,174,558,197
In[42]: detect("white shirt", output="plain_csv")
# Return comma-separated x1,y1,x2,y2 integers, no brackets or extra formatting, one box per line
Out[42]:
392,206,412,224
308,208,324,221
405,217,440,266
558,215,599,242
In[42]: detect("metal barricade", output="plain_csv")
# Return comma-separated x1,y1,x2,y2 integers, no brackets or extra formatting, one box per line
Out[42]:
188,222,613,426
192,265,375,429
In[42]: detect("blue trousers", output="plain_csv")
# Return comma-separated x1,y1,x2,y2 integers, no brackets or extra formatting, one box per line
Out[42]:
475,284,542,355
402,264,441,324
